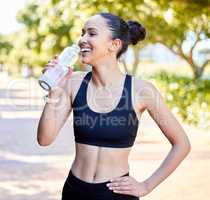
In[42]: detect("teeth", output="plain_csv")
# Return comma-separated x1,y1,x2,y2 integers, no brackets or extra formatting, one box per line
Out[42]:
81,48,91,52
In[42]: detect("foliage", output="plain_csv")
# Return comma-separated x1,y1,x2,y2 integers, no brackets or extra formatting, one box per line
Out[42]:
0,0,209,78
79,0,210,78
0,35,13,65
153,0,210,79
148,70,210,129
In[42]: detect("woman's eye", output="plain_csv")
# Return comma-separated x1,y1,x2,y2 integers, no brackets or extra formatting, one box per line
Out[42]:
89,33,96,36
80,32,96,37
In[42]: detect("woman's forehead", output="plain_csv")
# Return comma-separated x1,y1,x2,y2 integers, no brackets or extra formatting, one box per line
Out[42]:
84,15,108,30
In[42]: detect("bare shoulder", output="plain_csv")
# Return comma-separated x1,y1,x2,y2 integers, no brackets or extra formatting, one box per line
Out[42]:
132,76,161,112
133,76,158,98
67,70,90,101
65,70,88,86
70,70,89,80
61,70,88,95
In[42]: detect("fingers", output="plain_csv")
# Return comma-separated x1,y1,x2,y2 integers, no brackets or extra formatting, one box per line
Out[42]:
110,176,130,182
57,77,66,87
108,182,132,194
65,67,73,77
112,189,132,195
53,55,58,59
62,68,73,82
107,180,131,192
42,56,58,74
106,175,141,197
106,178,134,196
57,67,73,87
107,176,132,190
107,181,130,187
42,66,52,74
112,187,131,192
47,58,58,66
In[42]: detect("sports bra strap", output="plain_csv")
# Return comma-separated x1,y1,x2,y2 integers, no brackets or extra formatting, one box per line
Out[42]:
72,71,92,108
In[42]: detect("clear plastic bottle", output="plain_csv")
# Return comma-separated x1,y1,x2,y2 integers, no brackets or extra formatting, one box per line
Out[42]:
39,43,80,91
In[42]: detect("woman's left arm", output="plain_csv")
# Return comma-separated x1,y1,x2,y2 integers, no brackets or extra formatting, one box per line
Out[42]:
106,81,191,197
141,81,191,193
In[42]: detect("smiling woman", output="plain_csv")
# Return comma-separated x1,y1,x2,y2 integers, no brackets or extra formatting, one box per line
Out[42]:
37,12,191,200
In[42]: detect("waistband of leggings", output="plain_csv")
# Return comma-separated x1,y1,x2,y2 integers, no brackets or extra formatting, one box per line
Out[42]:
67,170,129,192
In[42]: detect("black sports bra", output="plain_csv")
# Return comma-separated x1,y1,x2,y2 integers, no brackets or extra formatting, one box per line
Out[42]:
72,71,139,148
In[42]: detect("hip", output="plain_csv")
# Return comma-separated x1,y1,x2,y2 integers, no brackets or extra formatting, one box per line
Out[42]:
62,169,139,200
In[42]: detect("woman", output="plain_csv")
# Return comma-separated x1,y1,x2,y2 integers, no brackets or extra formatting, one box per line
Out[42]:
37,12,191,200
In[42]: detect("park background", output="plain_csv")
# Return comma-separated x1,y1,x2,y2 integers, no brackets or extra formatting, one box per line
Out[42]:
0,0,209,199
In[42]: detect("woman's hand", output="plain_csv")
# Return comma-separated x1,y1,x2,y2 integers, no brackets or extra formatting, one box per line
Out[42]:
42,56,73,89
106,175,150,198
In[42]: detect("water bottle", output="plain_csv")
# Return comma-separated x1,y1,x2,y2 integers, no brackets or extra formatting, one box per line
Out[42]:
39,43,80,91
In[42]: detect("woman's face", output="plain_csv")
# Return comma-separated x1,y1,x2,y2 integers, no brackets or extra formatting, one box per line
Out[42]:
78,15,118,66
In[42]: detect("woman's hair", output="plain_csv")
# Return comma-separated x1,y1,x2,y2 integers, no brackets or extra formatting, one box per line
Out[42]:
99,12,146,59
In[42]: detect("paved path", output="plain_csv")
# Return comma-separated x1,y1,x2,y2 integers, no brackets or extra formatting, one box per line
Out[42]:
0,75,209,200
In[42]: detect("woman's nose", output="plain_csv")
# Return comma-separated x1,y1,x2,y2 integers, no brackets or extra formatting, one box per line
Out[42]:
79,40,88,48
79,33,88,45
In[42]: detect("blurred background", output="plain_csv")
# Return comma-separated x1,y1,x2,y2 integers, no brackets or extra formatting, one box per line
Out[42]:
0,0,209,199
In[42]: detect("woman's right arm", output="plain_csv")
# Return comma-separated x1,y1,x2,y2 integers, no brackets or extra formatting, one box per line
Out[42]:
37,81,72,146
37,57,73,146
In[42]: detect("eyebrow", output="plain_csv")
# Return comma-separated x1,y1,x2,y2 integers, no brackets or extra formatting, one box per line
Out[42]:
82,27,98,32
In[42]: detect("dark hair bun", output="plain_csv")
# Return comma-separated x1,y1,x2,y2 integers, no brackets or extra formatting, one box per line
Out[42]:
127,20,146,45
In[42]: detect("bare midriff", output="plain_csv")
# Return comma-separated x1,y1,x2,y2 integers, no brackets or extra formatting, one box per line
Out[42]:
70,142,132,183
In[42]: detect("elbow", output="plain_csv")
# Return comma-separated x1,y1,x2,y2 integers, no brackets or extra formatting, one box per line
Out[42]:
37,135,53,147
37,126,54,146
184,134,191,155
172,137,191,157
179,138,191,157
37,138,51,146
182,144,191,158
185,139,191,155
37,140,51,147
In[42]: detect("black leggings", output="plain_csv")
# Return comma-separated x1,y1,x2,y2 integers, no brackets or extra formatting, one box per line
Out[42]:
62,170,139,200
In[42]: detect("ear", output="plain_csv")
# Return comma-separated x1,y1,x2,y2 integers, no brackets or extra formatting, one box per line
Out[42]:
108,39,122,52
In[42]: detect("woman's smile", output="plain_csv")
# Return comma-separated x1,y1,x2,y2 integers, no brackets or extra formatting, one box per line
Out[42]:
79,43,94,61
80,48,92,57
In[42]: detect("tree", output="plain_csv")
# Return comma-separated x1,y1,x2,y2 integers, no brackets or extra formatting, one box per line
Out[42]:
15,0,85,71
152,0,210,80
6,0,210,79
0,35,13,63
72,0,210,79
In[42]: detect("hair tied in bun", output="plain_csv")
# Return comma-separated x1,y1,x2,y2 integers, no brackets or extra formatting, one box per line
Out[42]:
127,20,146,45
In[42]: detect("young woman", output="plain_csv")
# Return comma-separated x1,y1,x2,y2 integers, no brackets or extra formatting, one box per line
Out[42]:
37,12,191,200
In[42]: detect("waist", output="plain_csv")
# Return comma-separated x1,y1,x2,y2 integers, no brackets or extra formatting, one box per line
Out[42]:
65,169,129,193
71,158,129,183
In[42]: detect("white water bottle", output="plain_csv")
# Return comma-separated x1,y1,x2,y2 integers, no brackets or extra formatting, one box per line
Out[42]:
39,43,80,91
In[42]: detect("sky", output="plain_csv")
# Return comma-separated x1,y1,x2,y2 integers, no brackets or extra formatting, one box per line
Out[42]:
0,0,28,35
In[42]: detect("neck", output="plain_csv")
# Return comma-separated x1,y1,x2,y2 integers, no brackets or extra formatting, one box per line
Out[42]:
90,60,124,88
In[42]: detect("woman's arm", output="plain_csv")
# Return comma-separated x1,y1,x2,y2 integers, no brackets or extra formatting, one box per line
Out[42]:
37,78,72,146
141,81,191,192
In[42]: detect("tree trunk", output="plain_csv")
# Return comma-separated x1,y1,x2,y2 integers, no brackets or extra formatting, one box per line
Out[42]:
193,67,204,80
131,47,140,76
193,60,210,80
163,39,209,80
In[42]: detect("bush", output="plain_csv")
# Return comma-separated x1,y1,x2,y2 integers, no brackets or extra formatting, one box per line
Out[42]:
146,70,210,129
